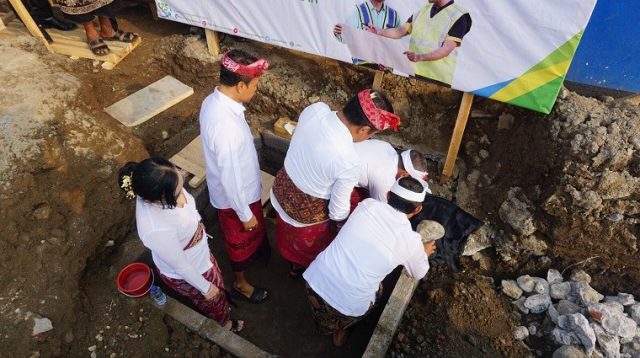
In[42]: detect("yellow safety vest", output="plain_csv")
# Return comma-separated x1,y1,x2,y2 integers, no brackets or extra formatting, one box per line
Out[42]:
409,3,467,85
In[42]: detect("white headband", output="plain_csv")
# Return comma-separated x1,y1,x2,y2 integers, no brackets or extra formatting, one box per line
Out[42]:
390,178,427,203
401,150,431,194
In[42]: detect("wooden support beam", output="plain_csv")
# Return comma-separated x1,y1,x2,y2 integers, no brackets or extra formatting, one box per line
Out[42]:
0,16,5,32
440,92,474,184
372,71,384,91
7,0,53,52
205,29,221,56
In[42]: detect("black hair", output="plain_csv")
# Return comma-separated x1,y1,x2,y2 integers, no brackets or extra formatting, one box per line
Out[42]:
117,157,180,209
388,177,424,214
399,150,428,172
342,90,394,128
220,49,259,87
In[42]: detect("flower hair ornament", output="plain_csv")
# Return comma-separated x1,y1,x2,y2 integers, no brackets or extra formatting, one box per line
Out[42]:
221,52,270,78
357,89,400,132
121,174,135,200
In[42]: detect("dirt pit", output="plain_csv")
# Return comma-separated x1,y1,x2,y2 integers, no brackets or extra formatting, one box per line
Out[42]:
1,4,639,358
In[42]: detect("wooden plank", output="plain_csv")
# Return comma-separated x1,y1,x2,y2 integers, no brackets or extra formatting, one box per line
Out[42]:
205,29,221,56
170,136,206,189
273,117,297,140
104,75,193,127
440,92,474,184
7,0,53,52
363,270,419,358
151,297,276,358
0,16,5,32
101,36,142,70
372,71,384,91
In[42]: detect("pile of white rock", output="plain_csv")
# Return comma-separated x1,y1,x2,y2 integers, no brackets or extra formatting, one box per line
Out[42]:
501,269,640,358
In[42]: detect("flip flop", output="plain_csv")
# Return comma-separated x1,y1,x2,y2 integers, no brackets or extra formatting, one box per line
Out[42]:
103,29,139,43
232,286,269,304
227,319,244,333
88,39,110,56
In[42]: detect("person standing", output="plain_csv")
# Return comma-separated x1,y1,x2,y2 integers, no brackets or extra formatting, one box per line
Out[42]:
118,157,244,333
371,0,472,85
270,89,400,278
304,177,435,346
199,49,270,304
22,0,76,31
333,0,401,67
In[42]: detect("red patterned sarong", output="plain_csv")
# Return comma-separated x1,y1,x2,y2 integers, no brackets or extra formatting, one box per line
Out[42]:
272,168,329,224
159,254,230,325
217,200,269,272
275,214,335,267
349,187,370,213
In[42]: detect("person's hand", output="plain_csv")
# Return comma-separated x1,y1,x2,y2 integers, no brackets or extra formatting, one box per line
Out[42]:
204,284,220,301
404,51,419,62
333,24,342,36
365,24,380,35
424,241,437,257
242,215,259,232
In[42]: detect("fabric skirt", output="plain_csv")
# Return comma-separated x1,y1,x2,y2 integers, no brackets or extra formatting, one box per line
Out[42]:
305,282,383,335
159,254,230,325
275,214,335,268
272,167,329,224
59,0,121,24
217,200,270,272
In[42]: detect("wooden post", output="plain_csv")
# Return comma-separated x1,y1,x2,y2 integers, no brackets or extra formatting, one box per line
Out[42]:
205,29,221,56
0,16,5,32
372,71,384,91
440,92,474,184
7,0,53,52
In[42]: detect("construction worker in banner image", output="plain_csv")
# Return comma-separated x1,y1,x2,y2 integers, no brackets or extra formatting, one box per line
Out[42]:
333,0,400,68
370,0,472,85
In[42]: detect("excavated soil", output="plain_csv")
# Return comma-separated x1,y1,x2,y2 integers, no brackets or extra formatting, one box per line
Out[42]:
1,4,638,358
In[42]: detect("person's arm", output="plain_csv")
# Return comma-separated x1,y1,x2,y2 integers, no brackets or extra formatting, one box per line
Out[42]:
144,229,212,294
334,9,362,42
404,40,457,62
328,164,360,222
212,126,255,225
373,22,410,39
403,233,431,280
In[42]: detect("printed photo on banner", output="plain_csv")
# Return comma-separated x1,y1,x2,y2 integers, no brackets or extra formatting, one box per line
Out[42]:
155,0,597,113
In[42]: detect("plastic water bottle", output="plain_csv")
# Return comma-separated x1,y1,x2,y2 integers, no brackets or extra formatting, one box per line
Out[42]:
150,285,167,305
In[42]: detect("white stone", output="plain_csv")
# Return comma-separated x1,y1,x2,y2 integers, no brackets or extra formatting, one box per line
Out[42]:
575,282,604,306
548,269,564,285
552,345,587,358
558,300,582,316
610,293,636,306
591,322,621,358
558,313,597,354
88,345,97,352
552,328,581,346
502,280,523,299
629,304,640,325
528,325,538,336
513,297,530,314
517,275,536,293
32,317,53,336
571,270,592,284
589,304,637,339
513,326,529,340
548,304,561,324
534,277,550,295
525,294,552,314
552,282,573,300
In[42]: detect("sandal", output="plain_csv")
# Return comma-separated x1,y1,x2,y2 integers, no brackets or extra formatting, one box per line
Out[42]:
289,263,305,280
226,319,244,333
232,286,269,304
103,29,139,43
88,39,110,56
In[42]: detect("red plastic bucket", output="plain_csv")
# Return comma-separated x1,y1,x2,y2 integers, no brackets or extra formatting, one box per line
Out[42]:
116,262,153,298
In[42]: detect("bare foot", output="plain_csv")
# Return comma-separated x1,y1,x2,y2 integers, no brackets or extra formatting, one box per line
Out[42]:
223,319,245,333
98,16,116,38
83,21,109,55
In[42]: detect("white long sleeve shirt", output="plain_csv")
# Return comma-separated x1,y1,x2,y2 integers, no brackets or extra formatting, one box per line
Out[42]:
136,191,212,294
199,88,262,222
270,102,359,226
354,139,399,202
303,198,430,316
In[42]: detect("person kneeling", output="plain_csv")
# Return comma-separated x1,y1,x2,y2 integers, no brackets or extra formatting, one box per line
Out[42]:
303,176,435,346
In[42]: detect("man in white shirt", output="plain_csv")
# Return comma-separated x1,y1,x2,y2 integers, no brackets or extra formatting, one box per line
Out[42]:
199,49,270,304
304,176,436,346
270,89,401,277
351,139,431,208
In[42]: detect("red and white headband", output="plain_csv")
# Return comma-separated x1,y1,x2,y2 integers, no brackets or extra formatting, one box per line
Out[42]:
221,52,269,78
401,150,431,193
357,89,400,132
390,178,428,203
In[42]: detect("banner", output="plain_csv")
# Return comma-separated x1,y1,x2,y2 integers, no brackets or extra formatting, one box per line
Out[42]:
155,0,597,114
